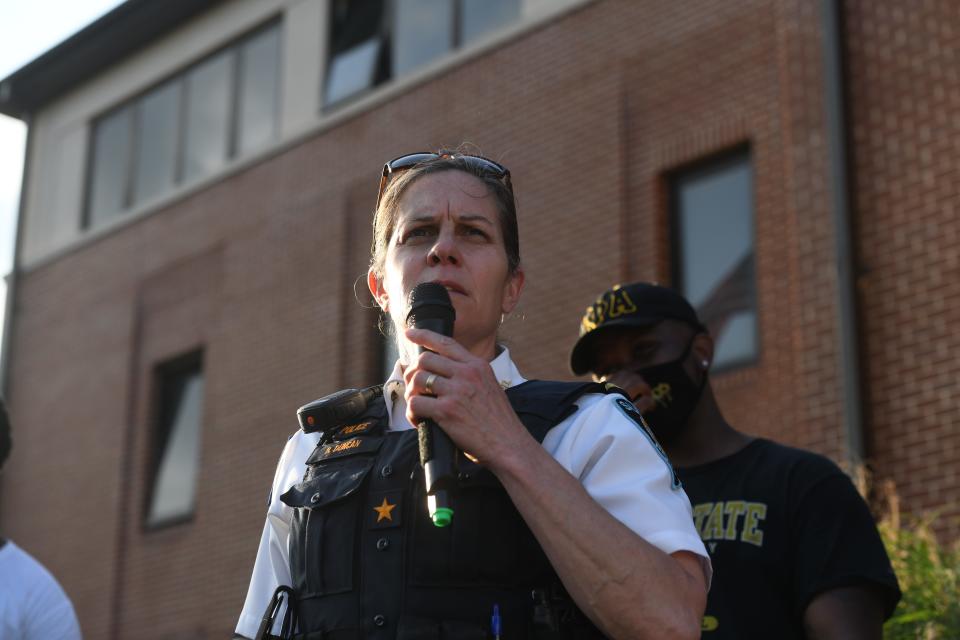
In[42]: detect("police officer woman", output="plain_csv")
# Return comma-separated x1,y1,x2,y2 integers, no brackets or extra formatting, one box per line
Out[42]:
236,151,710,640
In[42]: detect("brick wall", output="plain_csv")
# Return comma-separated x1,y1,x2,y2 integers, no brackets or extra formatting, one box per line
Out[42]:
845,0,960,538
1,0,956,637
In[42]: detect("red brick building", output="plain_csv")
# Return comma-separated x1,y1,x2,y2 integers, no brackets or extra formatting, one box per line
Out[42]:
0,0,956,637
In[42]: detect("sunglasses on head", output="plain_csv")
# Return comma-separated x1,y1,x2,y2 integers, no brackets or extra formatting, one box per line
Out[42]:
376,151,512,208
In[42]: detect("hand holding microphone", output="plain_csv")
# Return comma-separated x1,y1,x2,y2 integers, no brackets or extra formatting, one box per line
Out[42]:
406,282,458,527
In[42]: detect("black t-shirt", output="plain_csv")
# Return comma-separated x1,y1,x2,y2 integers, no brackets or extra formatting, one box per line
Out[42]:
677,438,901,639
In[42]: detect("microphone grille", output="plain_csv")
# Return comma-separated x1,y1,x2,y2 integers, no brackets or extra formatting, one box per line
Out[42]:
407,282,455,327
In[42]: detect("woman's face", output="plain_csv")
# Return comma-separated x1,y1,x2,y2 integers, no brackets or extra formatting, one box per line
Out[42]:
368,170,524,361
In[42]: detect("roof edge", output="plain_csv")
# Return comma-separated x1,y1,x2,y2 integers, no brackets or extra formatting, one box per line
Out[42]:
0,0,228,120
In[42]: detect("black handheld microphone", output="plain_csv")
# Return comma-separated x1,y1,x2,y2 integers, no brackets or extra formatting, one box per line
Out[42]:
406,282,458,527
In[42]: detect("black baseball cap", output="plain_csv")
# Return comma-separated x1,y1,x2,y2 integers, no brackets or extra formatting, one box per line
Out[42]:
569,282,706,375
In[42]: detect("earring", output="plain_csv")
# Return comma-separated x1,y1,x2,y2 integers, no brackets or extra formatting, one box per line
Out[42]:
702,360,709,368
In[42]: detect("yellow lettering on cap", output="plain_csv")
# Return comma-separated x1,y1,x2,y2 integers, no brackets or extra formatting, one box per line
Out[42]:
608,287,638,318
581,286,640,334
581,307,599,333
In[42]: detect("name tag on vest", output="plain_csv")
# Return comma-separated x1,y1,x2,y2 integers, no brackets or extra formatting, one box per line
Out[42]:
308,436,382,464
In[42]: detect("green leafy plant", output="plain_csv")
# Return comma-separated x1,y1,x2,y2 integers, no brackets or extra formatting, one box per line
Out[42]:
872,478,960,640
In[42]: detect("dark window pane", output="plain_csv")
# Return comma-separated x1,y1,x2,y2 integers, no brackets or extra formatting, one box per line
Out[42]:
461,0,520,44
329,0,385,53
147,363,204,527
237,24,280,155
133,80,181,205
325,38,381,105
183,50,233,182
326,0,387,106
674,153,758,369
393,0,453,77
87,106,133,226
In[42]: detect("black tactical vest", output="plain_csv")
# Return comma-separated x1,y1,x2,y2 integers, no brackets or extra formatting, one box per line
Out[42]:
271,380,617,640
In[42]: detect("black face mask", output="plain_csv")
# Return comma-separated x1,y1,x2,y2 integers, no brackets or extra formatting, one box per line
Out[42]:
633,337,706,445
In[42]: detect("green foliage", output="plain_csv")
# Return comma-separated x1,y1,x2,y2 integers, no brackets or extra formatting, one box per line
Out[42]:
875,480,960,640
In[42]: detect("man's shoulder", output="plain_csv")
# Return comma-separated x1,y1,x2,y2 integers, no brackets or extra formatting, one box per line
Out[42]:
742,439,866,513
738,438,844,476
684,438,849,503
758,438,843,473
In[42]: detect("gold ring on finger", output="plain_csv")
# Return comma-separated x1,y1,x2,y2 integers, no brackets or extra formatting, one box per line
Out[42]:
425,373,438,396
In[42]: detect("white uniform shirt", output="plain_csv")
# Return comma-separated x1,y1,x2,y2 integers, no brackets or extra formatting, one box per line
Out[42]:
0,540,83,640
236,348,710,638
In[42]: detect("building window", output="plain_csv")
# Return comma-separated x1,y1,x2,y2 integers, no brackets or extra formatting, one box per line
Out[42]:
86,105,134,227
325,0,387,106
84,20,281,228
671,149,758,371
236,25,281,155
146,353,205,528
324,0,520,107
132,79,181,205
182,50,233,183
392,0,455,77
461,0,520,45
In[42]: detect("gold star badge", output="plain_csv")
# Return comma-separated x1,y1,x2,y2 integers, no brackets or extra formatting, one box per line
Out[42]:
374,497,397,522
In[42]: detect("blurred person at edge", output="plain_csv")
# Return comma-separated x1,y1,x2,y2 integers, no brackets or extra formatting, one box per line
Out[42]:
0,398,83,639
569,282,902,639
236,151,710,639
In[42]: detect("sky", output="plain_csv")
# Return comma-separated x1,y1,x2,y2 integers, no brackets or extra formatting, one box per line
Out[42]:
0,0,126,357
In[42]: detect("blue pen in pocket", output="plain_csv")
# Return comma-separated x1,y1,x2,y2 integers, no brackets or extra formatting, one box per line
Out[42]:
490,603,501,639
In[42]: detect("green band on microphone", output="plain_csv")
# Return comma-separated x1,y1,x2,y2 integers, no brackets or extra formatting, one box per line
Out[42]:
432,507,453,527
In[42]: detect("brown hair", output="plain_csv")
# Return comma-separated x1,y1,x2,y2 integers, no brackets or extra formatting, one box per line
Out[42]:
369,154,520,279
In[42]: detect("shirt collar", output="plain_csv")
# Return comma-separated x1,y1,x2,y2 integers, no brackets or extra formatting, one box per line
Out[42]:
382,346,526,429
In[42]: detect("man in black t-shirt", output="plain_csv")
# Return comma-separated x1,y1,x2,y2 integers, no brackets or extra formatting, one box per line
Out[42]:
569,282,901,639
